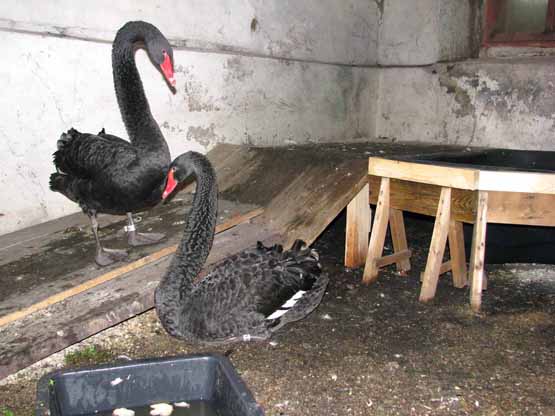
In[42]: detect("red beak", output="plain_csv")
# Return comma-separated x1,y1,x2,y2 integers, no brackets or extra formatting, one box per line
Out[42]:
160,51,175,87
162,169,178,200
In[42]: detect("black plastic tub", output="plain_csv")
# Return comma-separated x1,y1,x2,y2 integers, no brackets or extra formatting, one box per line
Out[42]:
36,354,264,416
410,148,555,173
403,148,555,264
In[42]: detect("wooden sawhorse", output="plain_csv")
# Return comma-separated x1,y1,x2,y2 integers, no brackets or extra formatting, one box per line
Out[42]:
345,157,555,312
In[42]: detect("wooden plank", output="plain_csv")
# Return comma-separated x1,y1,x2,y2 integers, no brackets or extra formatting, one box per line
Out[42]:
369,158,479,190
419,260,451,282
478,170,555,195
0,198,259,319
419,187,452,303
368,176,476,223
212,142,472,250
261,163,369,248
488,191,555,226
375,250,411,268
448,219,468,288
363,178,390,284
345,183,371,268
0,222,282,380
470,191,489,312
439,260,452,275
389,208,411,272
0,208,264,329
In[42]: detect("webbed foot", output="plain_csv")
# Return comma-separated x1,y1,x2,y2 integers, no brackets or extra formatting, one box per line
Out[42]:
127,231,166,247
95,247,128,266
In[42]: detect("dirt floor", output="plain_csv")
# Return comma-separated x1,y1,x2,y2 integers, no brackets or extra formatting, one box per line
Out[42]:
1,213,555,416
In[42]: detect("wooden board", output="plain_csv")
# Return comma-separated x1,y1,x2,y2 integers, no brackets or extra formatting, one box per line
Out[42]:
419,187,452,302
488,191,555,226
368,176,555,227
0,222,280,379
0,198,260,320
369,175,477,223
0,208,264,328
210,142,468,248
478,170,555,195
345,184,370,268
369,157,480,190
369,156,555,195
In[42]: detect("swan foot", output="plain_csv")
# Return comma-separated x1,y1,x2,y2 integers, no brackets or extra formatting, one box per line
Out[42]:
95,247,128,266
127,231,166,247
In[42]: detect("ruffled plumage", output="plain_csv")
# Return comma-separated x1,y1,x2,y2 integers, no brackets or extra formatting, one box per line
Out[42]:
155,152,329,344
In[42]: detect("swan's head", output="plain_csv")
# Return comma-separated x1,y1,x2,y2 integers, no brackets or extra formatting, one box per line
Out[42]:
146,32,175,87
155,46,175,88
117,21,176,87
162,152,203,200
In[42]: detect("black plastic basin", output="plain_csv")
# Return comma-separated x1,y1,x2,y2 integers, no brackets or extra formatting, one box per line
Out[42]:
411,148,555,173
402,148,555,264
36,354,264,416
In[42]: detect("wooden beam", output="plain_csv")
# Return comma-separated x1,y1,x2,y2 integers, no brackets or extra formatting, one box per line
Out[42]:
0,208,264,328
470,191,489,312
448,219,468,288
487,191,555,226
478,170,555,195
369,157,555,196
419,260,451,282
363,178,390,284
345,183,371,268
419,187,452,303
368,175,476,223
369,158,479,190
375,250,411,268
389,208,411,272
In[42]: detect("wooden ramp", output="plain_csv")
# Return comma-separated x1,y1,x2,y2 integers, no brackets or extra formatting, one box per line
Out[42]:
0,141,461,379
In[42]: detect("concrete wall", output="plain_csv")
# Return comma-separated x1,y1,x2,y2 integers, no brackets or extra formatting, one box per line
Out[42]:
0,1,379,235
378,0,479,65
0,0,379,65
377,58,555,150
2,0,553,235
376,1,555,151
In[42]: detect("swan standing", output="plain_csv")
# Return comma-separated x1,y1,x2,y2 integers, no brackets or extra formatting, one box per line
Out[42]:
155,151,329,344
50,21,175,266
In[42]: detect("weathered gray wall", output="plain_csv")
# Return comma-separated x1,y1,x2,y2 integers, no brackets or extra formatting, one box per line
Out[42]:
377,58,555,150
376,0,555,151
378,0,479,65
1,0,552,235
0,0,379,65
0,0,379,235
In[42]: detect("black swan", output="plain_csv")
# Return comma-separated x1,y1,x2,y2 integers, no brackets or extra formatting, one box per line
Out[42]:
49,21,175,266
155,152,329,343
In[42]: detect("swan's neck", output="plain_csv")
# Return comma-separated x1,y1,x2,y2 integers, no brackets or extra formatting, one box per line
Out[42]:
112,24,168,153
156,156,218,335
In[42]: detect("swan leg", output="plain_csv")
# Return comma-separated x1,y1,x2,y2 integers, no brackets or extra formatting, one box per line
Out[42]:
126,212,166,247
90,213,128,266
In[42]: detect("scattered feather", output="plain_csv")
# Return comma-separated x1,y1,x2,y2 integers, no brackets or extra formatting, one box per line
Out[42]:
321,313,332,320
150,403,173,416
174,402,190,408
269,341,278,347
113,408,135,416
110,377,123,386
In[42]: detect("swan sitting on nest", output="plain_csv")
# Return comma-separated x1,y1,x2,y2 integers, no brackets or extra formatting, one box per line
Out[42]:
155,151,329,344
